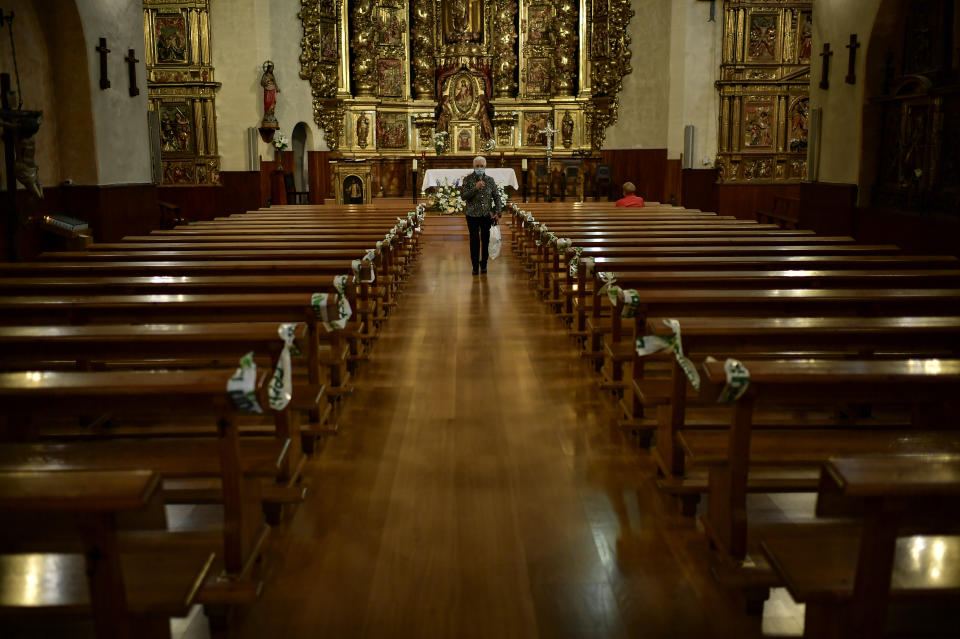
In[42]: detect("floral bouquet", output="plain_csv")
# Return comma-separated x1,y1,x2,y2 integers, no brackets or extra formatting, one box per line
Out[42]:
427,179,465,215
433,130,449,155
272,132,289,152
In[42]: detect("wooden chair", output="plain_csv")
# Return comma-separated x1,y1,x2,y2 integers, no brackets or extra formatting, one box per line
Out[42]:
534,164,551,202
283,173,310,205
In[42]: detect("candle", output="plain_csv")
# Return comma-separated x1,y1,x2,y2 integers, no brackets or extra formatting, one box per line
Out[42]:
522,158,528,170
412,158,417,171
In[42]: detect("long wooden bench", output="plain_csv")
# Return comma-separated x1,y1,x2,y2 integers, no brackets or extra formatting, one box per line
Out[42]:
761,454,960,638
0,469,215,639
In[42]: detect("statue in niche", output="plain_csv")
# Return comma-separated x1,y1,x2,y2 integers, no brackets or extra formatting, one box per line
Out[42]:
356,113,370,148
261,61,280,123
344,176,364,203
561,111,574,148
444,0,483,43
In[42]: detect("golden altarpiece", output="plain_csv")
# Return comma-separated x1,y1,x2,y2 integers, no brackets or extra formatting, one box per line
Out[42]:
143,0,221,185
298,0,633,168
716,0,812,183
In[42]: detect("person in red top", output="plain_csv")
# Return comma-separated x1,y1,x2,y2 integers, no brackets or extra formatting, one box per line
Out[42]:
616,182,645,207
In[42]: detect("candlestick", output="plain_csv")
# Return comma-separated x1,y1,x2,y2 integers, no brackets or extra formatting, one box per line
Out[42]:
412,158,417,171
522,158,528,170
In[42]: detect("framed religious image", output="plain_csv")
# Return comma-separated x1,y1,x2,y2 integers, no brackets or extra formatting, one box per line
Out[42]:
319,19,338,61
318,0,336,19
526,4,552,46
747,13,779,62
523,112,551,146
592,0,609,58
376,112,409,149
449,72,477,117
788,97,809,152
796,12,812,63
154,12,189,64
158,104,193,154
443,0,483,44
162,160,196,185
378,59,403,97
742,98,775,149
526,59,551,95
456,127,474,153
378,8,405,46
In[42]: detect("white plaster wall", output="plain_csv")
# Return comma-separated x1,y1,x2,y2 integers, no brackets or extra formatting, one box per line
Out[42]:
76,0,152,185
809,0,882,184
680,1,722,166
604,0,671,149
212,0,326,172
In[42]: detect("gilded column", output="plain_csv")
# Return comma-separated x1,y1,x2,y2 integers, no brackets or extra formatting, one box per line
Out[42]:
351,0,378,96
553,0,578,96
492,0,518,98
411,0,435,99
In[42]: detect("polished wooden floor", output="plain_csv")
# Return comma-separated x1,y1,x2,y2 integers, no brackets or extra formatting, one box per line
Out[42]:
236,225,794,638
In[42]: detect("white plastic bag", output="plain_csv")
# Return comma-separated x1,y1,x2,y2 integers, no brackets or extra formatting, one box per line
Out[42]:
488,222,502,261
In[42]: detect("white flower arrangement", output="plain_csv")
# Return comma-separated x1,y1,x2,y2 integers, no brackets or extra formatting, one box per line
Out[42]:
496,183,509,207
433,130,449,155
431,182,465,215
272,132,289,152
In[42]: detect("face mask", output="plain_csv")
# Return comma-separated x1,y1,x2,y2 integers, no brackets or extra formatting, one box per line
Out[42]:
474,167,485,175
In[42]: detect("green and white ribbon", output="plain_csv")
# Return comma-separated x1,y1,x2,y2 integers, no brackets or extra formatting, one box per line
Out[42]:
310,275,353,332
597,272,618,303
268,323,298,411
555,237,572,253
568,247,583,279
376,240,384,251
352,257,376,284
716,357,750,404
539,231,556,248
227,351,263,414
620,288,641,318
383,231,395,250
635,319,701,391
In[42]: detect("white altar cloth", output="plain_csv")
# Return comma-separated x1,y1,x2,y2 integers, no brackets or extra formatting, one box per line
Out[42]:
422,168,519,190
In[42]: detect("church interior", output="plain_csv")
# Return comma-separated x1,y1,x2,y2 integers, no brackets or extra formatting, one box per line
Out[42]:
0,0,959,637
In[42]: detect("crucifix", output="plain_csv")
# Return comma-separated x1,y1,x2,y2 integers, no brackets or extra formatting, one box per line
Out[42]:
845,34,860,85
818,43,833,90
96,37,111,90
539,121,558,166
125,49,140,97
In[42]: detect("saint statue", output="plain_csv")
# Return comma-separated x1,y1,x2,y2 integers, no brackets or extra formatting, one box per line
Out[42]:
561,112,574,148
477,94,494,141
435,95,453,134
261,61,279,123
356,113,370,148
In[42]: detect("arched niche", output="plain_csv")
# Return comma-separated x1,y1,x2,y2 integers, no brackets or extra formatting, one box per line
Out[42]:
291,121,313,193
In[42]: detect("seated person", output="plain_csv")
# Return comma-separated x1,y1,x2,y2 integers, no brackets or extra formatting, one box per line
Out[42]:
616,182,645,208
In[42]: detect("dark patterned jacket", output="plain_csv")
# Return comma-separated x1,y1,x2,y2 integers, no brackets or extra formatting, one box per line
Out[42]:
461,172,503,218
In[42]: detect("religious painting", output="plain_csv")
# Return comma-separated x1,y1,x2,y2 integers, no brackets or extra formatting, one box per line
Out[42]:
155,13,188,64
592,0,609,58
378,9,405,46
748,14,778,61
797,12,812,62
344,175,364,203
376,112,408,149
788,97,809,152
457,128,473,152
527,4,552,46
162,161,195,185
742,99,774,149
443,0,483,44
743,158,773,180
450,73,476,116
318,0,336,19
159,104,193,154
378,59,403,97
319,20,338,61
526,59,551,95
524,112,551,146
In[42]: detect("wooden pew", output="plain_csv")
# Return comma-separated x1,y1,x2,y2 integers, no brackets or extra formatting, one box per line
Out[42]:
0,469,215,639
0,368,288,584
689,358,960,561
761,454,960,638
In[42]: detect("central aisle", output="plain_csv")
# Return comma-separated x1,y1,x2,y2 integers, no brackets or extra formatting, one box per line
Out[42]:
238,225,770,638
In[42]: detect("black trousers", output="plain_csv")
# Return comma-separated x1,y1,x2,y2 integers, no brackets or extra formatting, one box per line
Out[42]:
465,215,492,269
